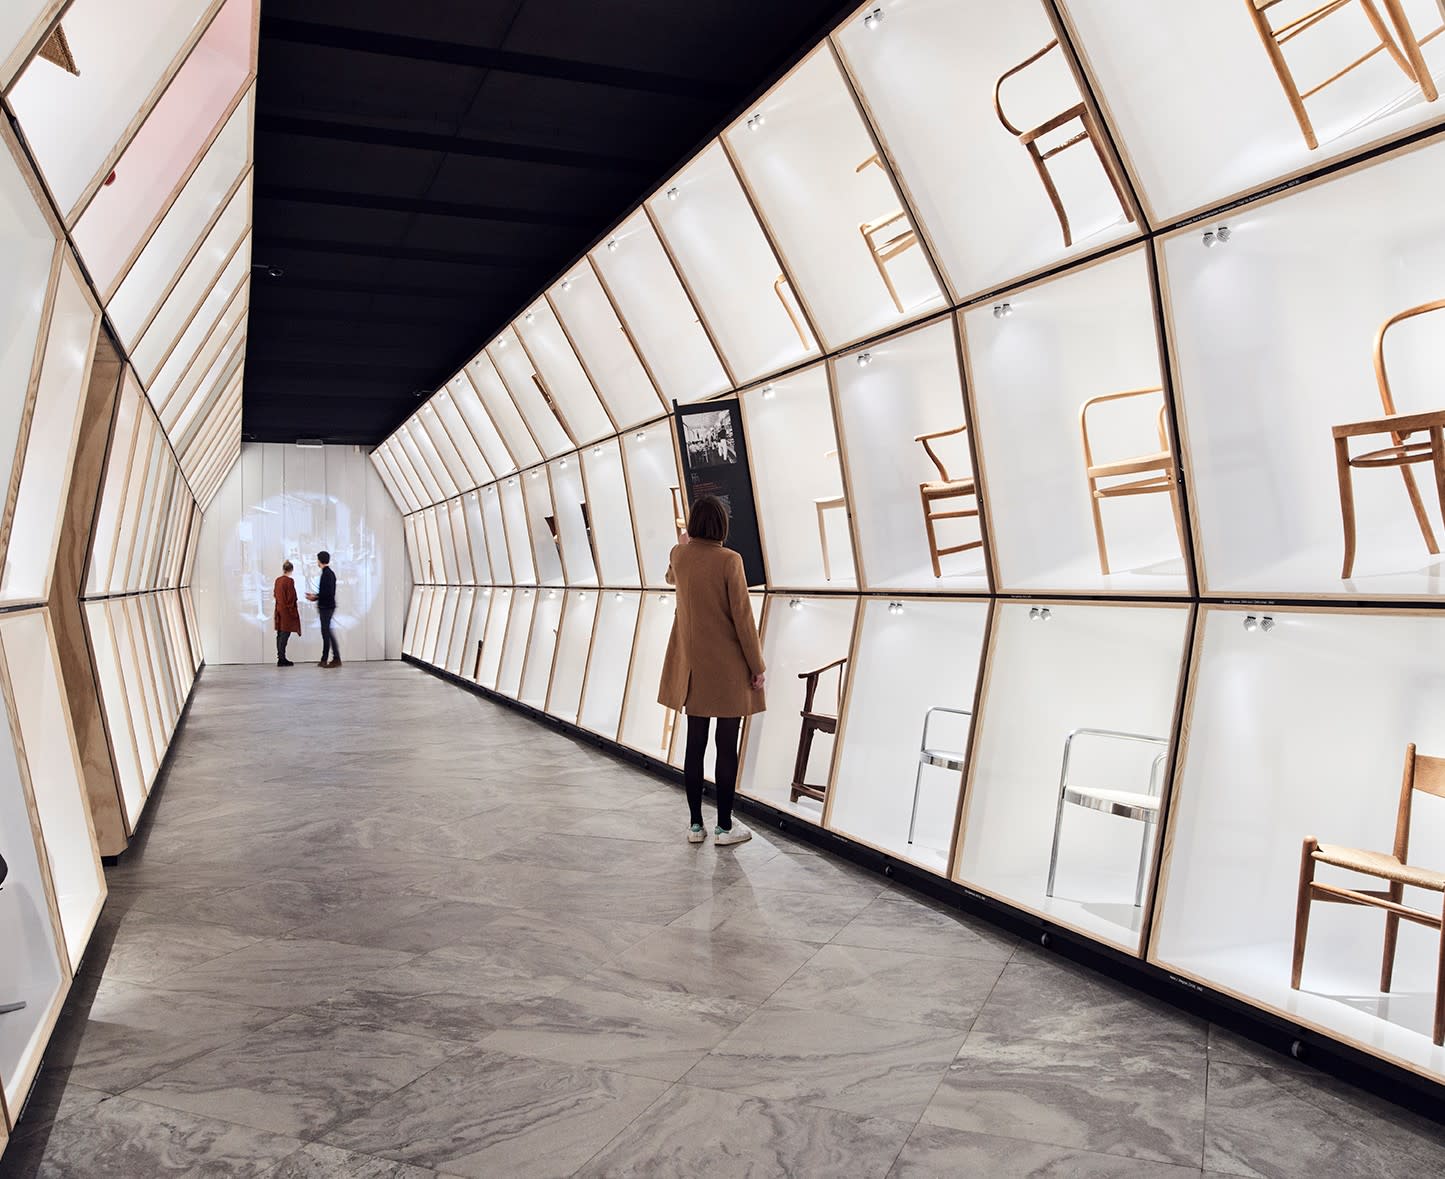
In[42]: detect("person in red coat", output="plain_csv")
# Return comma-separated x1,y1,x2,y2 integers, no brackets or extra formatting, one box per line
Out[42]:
273,560,301,667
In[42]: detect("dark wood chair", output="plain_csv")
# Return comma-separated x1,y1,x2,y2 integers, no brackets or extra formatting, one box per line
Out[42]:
1292,743,1445,1044
916,425,982,578
790,657,848,805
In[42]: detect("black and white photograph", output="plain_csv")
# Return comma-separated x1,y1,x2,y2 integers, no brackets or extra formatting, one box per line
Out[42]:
682,409,738,468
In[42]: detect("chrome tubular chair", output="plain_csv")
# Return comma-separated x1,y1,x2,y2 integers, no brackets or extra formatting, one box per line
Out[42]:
1045,728,1168,908
910,707,972,846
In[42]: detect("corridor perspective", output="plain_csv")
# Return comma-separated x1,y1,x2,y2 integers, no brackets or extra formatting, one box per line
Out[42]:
2,664,1443,1177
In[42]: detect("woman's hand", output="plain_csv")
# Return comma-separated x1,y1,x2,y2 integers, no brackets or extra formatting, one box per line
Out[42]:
305,592,318,602
751,672,765,691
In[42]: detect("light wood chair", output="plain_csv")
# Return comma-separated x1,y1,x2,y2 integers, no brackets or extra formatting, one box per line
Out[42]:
1080,387,1187,576
916,425,982,578
774,275,811,350
37,23,79,74
790,657,847,805
668,485,687,542
1292,743,1445,1045
855,154,920,314
1247,0,1442,152
1333,299,1445,578
993,40,1134,248
814,449,847,581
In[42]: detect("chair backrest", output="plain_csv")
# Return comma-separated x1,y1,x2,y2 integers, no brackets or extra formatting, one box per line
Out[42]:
1374,300,1445,416
1394,743,1445,863
1079,387,1165,468
916,426,968,483
993,40,1061,138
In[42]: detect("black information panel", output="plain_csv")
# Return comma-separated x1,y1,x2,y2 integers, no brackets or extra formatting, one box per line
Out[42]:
673,399,766,587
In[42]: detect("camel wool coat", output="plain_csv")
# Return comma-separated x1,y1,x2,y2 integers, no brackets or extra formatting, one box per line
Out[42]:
273,575,301,635
658,539,766,718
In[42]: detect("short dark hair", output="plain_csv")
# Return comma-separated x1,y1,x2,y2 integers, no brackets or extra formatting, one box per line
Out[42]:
282,560,293,573
317,551,331,565
687,495,729,543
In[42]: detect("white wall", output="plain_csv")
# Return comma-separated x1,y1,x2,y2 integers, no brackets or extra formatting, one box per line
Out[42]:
194,442,408,664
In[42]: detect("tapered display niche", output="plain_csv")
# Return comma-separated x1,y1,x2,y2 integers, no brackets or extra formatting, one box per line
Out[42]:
955,600,1191,953
546,589,599,725
434,381,496,489
421,586,450,668
85,600,147,823
1062,0,1445,223
547,263,665,431
462,492,492,584
466,353,541,475
447,499,479,585
547,455,597,587
453,586,487,681
415,408,474,513
666,593,766,781
490,328,573,460
577,590,642,740
738,594,858,823
1166,139,1445,599
647,142,817,386
580,439,641,587
723,44,945,351
836,0,1139,301
449,374,513,482
496,587,537,699
518,588,563,709
828,597,989,875
480,486,511,584
833,317,988,592
618,591,678,760
1154,607,1445,1082
395,423,447,508
521,466,565,587
474,588,510,690
445,586,476,678
589,211,729,405
964,247,1186,595
621,423,684,588
741,365,855,590
514,298,613,448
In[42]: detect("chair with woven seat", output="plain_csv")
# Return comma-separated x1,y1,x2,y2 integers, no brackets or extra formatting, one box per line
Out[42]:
855,154,920,314
1080,387,1187,576
790,657,848,806
1292,743,1445,1044
916,425,983,578
1333,299,1445,578
0,850,25,1015
1246,0,1442,152
1046,728,1169,908
993,40,1134,248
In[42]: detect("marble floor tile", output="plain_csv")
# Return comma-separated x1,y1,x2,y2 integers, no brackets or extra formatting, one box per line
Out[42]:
79,906,263,985
264,1142,439,1178
158,936,417,1010
670,881,875,944
587,925,818,1006
736,848,891,902
575,1083,913,1178
129,1013,459,1139
324,1047,668,1179
889,1122,1205,1178
685,1006,967,1122
833,891,1020,963
282,894,508,955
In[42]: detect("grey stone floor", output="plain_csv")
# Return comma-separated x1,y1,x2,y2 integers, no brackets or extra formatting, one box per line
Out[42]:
4,662,1444,1177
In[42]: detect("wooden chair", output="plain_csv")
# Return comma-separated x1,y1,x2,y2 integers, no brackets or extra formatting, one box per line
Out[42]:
1333,299,1445,578
993,40,1134,248
1080,387,1187,576
668,485,687,542
790,657,847,805
916,425,982,578
855,154,919,314
37,23,79,74
1246,0,1441,152
774,275,811,350
814,448,847,581
1292,743,1445,1044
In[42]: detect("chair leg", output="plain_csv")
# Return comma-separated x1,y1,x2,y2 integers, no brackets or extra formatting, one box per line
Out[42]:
791,720,817,804
0,1001,26,1015
1083,111,1136,225
817,503,832,582
1134,818,1154,909
1397,461,1441,556
1436,894,1445,1045
1029,144,1073,248
1249,7,1319,149
1334,438,1358,578
1429,425,1445,546
1365,0,1431,90
1087,486,1111,575
1381,881,1404,992
1045,787,1070,899
1167,478,1189,567
860,225,906,315
922,491,942,579
908,763,926,846
1292,837,1319,989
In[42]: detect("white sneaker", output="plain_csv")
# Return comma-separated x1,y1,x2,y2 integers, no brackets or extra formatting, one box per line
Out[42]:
688,823,707,844
714,822,752,846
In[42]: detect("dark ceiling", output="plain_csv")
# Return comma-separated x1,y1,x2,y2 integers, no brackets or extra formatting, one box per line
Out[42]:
244,0,861,445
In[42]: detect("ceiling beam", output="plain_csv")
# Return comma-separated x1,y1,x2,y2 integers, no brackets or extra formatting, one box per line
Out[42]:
254,183,595,228
254,235,552,268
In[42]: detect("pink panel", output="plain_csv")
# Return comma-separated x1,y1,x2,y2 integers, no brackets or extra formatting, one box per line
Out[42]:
72,0,253,292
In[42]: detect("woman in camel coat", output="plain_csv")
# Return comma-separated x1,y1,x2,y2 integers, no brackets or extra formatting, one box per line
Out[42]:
273,560,301,667
658,495,765,846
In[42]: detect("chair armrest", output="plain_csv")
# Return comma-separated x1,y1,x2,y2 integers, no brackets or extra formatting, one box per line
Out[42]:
914,425,968,444
993,40,1060,138
1057,727,1169,799
798,657,849,680
1375,299,1445,414
1079,387,1165,467
920,706,972,749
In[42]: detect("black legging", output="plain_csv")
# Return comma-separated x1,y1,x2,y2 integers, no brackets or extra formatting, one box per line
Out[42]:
276,632,291,662
319,609,339,664
684,714,741,830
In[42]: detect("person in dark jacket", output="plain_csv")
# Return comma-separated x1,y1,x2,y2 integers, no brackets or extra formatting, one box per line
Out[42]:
305,550,341,668
273,560,300,667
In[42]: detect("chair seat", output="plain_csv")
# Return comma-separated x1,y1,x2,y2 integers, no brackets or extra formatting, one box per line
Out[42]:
814,494,845,509
1063,786,1160,823
921,747,966,772
1314,844,1445,891
922,479,975,496
1088,452,1172,479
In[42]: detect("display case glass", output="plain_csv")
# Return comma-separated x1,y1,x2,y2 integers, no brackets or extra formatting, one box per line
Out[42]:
479,486,510,584
827,597,990,876
514,297,613,446
430,587,459,668
475,587,510,689
739,364,852,590
738,594,858,823
518,587,563,709
462,491,491,584
618,591,677,759
447,499,478,585
433,382,493,489
646,142,816,385
546,589,599,725
415,405,473,503
832,317,988,592
547,263,665,430
452,586,485,681
394,424,446,507
577,590,641,739
84,600,145,822
372,446,418,515
145,240,247,419
1061,0,1445,223
621,422,684,588
496,587,536,699
955,600,1191,953
465,353,539,473
963,246,1186,595
723,44,945,350
589,210,729,404
499,476,536,586
547,455,597,587
452,372,515,478
489,328,573,458
580,438,641,587
521,467,565,587
401,586,424,658
1164,138,1445,599
837,0,1139,301
1153,605,1445,1084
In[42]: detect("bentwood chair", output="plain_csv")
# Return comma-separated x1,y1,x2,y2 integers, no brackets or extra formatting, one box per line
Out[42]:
1246,0,1442,152
790,657,848,805
0,851,25,1015
916,425,983,578
1333,299,1445,578
910,707,972,847
855,154,920,314
1080,387,1187,576
1292,744,1445,1044
1046,728,1169,908
993,40,1134,248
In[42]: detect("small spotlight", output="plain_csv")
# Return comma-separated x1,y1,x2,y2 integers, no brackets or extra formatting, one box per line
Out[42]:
993,302,1013,319
508,477,517,486
592,446,603,456
560,279,572,292
863,6,884,29
888,601,904,616
856,352,873,368
1243,614,1258,631
761,385,775,399
1260,616,1275,632
559,457,568,468
614,592,623,602
529,469,540,479
498,337,509,348
1202,230,1217,248
789,599,803,610
746,112,766,131
1217,226,1232,244
607,239,619,252
635,431,646,441
548,589,556,598
666,187,679,201
524,312,535,324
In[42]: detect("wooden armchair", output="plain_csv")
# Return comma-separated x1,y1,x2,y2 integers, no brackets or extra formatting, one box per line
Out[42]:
916,425,982,578
1080,387,1186,576
814,448,847,581
1246,0,1441,152
993,40,1134,248
1292,744,1445,1044
855,154,920,314
669,485,687,542
774,275,811,350
1333,298,1445,578
790,657,848,805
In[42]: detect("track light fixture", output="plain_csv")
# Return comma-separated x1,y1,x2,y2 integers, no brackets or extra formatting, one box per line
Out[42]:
607,239,618,252
746,112,766,131
1203,225,1232,248
887,601,904,615
524,312,535,324
666,187,679,201
789,599,803,610
863,7,884,29
761,385,775,399
560,279,572,292
993,302,1013,319
1029,606,1052,622
856,352,873,368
